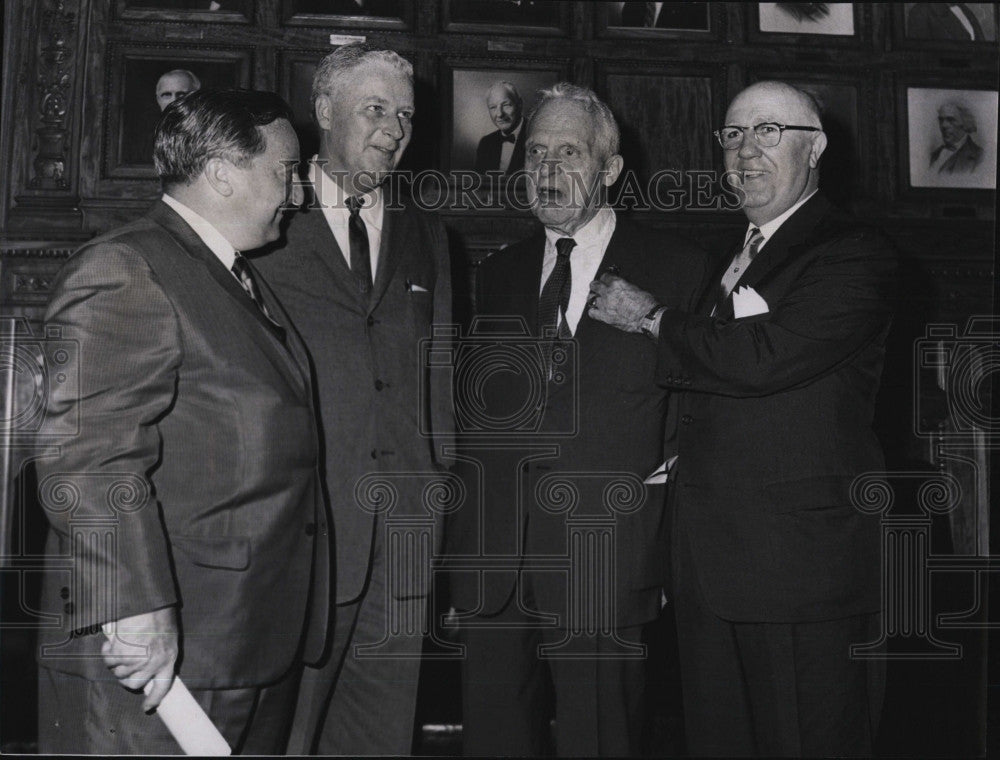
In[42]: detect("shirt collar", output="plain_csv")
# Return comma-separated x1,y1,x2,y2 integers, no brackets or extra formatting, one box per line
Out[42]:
309,156,383,231
544,206,616,252
749,188,819,247
161,193,237,270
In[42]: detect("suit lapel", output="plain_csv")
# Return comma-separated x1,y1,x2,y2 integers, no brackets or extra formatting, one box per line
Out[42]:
146,201,306,393
707,193,833,318
369,204,407,311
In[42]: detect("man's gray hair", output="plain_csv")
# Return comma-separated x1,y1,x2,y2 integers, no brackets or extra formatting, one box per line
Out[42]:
939,100,978,133
488,80,522,106
158,69,201,90
528,82,620,160
311,43,413,114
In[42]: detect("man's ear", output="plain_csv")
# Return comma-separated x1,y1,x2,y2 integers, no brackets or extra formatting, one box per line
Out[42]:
203,157,234,197
315,94,333,131
602,154,624,187
808,131,828,169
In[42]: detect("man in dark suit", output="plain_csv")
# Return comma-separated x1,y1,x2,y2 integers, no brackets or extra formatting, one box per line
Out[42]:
254,44,453,755
447,83,706,756
930,100,984,174
474,81,527,175
34,89,329,754
590,81,896,756
907,3,985,41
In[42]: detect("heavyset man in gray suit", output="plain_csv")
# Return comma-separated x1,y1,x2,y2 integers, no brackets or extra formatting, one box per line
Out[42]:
35,89,329,754
255,44,454,755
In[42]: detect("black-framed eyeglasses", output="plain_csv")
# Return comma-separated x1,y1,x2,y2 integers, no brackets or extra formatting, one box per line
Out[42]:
713,122,822,150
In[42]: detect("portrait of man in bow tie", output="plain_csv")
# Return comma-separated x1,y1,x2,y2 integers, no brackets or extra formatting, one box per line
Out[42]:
474,80,528,175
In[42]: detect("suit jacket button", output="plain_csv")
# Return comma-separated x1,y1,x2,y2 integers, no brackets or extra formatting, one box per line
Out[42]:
681,415,693,424
305,522,316,536
63,602,74,614
370,449,378,459
374,379,384,391
367,316,375,327
60,586,70,599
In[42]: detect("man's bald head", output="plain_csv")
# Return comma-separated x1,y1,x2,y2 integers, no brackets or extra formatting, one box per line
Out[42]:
156,69,201,112
486,81,523,135
722,80,827,226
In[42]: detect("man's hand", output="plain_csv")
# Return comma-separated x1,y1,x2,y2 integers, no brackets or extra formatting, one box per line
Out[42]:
588,274,660,333
101,606,179,711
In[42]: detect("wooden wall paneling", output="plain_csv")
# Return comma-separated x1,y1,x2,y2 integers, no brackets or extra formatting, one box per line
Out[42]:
890,2,999,53
114,0,255,24
594,58,727,214
5,0,87,235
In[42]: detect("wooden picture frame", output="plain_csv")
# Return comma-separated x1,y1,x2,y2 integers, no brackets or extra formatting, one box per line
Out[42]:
894,3,998,50
749,2,866,47
442,0,569,36
103,44,253,179
444,57,568,175
281,0,412,31
115,0,253,23
900,81,998,198
596,1,718,40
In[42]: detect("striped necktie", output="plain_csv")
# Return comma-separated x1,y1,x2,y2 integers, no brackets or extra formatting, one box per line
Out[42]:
712,228,763,316
232,253,272,319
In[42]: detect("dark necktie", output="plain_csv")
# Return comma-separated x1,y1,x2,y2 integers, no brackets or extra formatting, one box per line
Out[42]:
712,228,763,317
539,237,576,339
232,253,272,319
347,196,373,294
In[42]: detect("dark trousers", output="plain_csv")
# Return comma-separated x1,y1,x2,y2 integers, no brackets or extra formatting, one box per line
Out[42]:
461,574,647,757
38,663,298,755
672,530,885,757
285,523,426,755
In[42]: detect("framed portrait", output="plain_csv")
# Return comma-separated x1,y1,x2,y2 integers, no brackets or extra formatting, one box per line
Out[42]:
597,1,715,38
446,60,566,174
115,0,253,22
903,86,998,192
751,2,863,45
895,3,998,49
595,62,723,195
281,0,411,30
748,70,870,207
104,46,253,178
443,0,568,36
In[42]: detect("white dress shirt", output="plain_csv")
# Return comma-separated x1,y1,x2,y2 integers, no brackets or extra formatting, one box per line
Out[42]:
540,206,617,335
499,119,524,173
311,157,384,276
161,193,238,275
950,3,977,39
746,188,819,251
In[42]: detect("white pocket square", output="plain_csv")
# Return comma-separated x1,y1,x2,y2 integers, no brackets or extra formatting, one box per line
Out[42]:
732,285,769,318
406,280,429,293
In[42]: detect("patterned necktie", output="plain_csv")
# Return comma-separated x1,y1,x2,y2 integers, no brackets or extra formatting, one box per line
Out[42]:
347,196,373,294
713,228,763,316
231,253,272,319
539,237,577,339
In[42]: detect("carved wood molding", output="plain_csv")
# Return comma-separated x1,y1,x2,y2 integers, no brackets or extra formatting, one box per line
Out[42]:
29,0,78,191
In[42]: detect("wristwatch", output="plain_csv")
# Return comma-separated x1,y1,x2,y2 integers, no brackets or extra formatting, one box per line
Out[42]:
639,305,666,337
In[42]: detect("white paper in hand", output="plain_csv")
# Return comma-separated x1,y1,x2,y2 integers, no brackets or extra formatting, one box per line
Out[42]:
149,677,231,755
732,286,770,318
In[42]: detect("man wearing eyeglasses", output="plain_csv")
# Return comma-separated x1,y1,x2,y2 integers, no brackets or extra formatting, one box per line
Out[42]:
587,81,897,757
